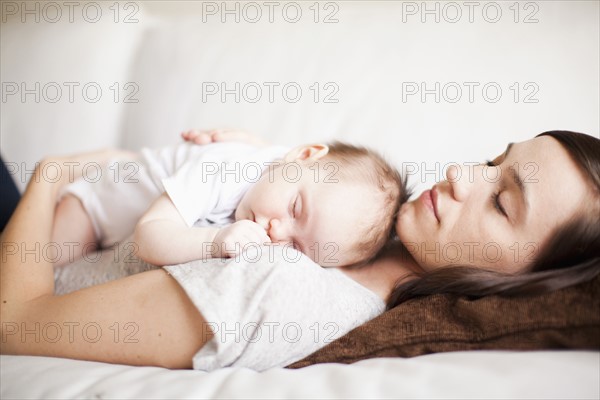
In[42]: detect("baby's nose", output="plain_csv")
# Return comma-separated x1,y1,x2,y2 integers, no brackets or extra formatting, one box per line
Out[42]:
268,218,290,242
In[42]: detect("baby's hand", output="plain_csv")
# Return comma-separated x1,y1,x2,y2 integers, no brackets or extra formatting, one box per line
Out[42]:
212,220,271,258
181,128,267,147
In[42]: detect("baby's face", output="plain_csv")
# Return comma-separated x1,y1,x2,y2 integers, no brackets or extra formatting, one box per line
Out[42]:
235,161,377,267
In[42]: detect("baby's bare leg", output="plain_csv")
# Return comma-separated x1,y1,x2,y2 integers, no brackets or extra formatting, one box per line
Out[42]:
51,194,98,267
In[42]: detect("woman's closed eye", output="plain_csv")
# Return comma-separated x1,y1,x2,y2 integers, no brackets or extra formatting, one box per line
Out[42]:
486,160,508,218
491,191,508,217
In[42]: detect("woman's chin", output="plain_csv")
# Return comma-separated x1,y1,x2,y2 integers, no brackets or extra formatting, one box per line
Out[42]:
395,202,416,238
396,206,439,249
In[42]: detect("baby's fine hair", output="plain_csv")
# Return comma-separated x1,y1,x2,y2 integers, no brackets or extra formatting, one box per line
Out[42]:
323,141,410,266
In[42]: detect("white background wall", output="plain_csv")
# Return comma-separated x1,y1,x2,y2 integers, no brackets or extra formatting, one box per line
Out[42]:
1,1,598,194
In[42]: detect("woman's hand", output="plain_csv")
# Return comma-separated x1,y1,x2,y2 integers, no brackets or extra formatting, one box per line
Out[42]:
181,128,268,147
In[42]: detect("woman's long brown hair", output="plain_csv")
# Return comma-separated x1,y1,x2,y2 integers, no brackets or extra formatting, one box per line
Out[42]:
387,131,600,309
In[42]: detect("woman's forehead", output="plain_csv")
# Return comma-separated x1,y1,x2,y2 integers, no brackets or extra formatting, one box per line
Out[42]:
513,135,556,155
510,136,573,168
511,136,593,230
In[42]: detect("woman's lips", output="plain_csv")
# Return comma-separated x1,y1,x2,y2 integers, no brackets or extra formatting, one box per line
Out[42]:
420,188,440,223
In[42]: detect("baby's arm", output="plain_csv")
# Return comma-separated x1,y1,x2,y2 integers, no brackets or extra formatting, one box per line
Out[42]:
134,193,270,265
181,128,268,147
134,194,218,265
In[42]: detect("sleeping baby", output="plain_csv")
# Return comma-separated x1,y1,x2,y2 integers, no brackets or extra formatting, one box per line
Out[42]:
51,132,405,268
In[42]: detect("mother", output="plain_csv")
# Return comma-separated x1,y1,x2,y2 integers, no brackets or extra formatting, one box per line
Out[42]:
1,130,599,369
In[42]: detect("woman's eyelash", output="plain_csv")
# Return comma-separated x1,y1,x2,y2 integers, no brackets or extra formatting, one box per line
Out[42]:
485,159,496,167
491,191,507,217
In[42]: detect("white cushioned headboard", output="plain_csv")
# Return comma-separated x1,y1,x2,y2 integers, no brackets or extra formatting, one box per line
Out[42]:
2,1,598,195
0,3,149,190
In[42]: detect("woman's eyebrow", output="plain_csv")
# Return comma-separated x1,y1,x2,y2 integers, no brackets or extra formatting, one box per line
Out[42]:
504,142,515,158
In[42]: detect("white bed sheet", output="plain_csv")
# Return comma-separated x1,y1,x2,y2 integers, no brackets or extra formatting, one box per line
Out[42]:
2,351,598,399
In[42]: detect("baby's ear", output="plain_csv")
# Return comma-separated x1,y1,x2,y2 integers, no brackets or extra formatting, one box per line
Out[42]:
284,144,329,162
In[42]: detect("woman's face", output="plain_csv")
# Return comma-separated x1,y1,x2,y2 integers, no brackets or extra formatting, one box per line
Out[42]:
396,136,596,274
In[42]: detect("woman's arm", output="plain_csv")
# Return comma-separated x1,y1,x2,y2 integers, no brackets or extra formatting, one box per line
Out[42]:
1,154,212,368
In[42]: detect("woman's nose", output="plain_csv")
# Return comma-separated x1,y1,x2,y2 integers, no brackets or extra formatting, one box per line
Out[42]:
268,218,291,243
445,164,470,202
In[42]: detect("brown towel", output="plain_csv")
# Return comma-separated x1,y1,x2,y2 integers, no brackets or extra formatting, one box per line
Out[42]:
289,274,599,368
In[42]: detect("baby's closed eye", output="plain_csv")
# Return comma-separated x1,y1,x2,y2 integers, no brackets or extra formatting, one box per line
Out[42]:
293,195,302,218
